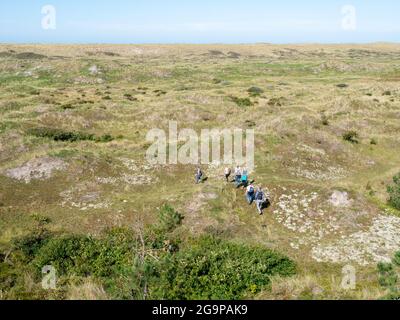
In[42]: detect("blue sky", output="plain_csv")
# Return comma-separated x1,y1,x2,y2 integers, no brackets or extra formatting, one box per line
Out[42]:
0,0,399,43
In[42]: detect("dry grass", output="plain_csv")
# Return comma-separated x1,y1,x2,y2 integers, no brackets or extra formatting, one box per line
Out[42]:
66,278,109,300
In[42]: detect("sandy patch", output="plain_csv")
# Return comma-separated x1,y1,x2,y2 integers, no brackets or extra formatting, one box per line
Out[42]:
4,157,67,183
312,214,400,266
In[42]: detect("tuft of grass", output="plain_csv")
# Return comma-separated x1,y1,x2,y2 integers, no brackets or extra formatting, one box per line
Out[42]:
268,97,285,106
321,113,329,126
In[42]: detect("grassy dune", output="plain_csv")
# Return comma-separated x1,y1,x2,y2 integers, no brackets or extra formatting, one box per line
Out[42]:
0,44,400,299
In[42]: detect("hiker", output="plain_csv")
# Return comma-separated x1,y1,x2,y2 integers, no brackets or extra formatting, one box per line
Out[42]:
241,168,249,188
224,167,231,182
234,166,242,187
195,167,203,184
255,187,267,215
245,183,255,204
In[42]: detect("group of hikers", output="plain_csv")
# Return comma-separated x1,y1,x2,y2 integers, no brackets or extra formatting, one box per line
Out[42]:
195,166,270,215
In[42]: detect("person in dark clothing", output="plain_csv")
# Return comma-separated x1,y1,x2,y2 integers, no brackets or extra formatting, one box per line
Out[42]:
195,167,203,184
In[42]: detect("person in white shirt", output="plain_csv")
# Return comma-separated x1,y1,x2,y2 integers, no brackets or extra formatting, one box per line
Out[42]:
245,184,255,204
195,167,203,184
234,166,242,187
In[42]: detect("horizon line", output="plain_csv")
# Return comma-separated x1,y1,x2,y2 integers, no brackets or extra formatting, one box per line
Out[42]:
1,41,400,46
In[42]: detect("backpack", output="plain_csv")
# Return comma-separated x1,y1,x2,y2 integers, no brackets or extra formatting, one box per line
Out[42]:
248,186,254,193
256,192,264,201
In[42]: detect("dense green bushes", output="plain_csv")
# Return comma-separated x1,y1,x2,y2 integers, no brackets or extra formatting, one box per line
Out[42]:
32,229,135,278
149,236,296,300
387,173,400,210
2,205,296,300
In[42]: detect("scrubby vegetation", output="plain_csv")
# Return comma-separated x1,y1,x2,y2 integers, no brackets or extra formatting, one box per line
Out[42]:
342,130,359,144
27,127,116,143
0,205,296,300
377,251,400,300
387,173,400,210
229,96,253,107
150,236,296,300
247,86,264,97
1,44,400,300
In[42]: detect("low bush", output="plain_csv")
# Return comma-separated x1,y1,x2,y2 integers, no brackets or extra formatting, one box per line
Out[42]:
342,130,359,144
387,173,400,210
157,204,184,233
149,236,296,300
4,207,296,300
393,252,400,266
229,96,253,107
247,86,264,97
378,262,398,288
377,251,400,300
32,228,135,278
27,127,115,143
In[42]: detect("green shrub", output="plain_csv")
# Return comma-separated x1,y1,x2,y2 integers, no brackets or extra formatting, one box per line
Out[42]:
378,262,398,288
343,130,359,144
393,252,400,266
380,292,400,300
13,231,51,259
149,236,296,300
377,256,400,300
32,228,135,278
229,96,253,107
387,173,400,210
157,204,184,233
247,86,264,97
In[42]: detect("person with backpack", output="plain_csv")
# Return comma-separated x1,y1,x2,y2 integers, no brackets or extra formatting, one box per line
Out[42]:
234,166,242,187
245,183,255,204
255,187,266,215
224,167,231,182
241,169,249,188
195,167,203,184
